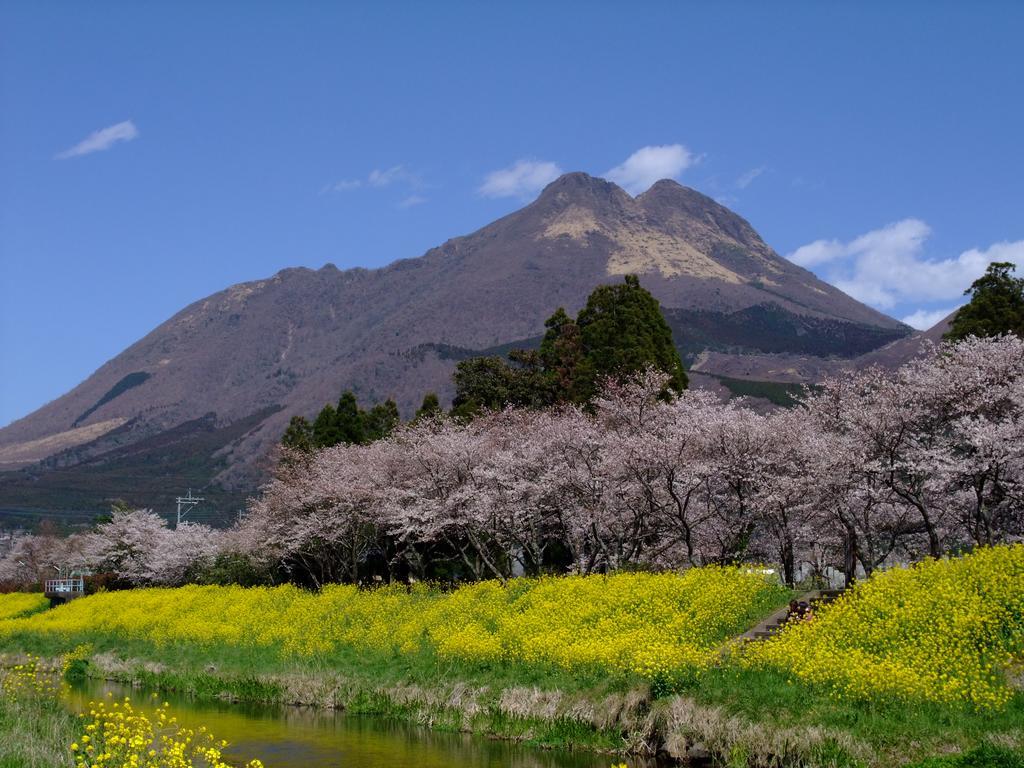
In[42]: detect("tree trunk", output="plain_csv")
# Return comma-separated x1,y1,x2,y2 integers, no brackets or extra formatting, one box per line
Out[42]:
780,538,795,588
842,520,858,588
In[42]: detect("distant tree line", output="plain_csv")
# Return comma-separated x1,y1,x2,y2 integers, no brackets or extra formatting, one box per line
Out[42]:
239,336,1024,589
2,266,1022,593
279,275,687,451
450,275,686,417
280,393,398,455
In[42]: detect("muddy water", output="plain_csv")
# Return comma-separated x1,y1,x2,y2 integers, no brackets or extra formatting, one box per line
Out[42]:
64,678,652,768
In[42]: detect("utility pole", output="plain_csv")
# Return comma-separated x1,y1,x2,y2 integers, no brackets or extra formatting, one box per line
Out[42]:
175,489,204,528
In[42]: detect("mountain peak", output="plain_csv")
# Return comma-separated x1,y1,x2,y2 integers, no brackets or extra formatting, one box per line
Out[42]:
643,178,686,194
636,178,761,246
540,171,610,192
0,173,911,512
637,178,717,208
534,172,632,212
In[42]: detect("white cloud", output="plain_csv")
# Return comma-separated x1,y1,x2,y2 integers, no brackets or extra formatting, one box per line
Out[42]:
327,179,363,191
786,219,1023,310
56,120,138,159
368,165,418,188
605,144,695,195
902,306,959,331
397,194,426,209
789,219,931,270
786,238,848,268
736,166,766,189
478,159,562,199
324,165,422,194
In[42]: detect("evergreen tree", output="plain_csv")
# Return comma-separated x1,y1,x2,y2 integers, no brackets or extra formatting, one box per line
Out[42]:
280,415,314,454
538,307,591,403
365,399,400,441
290,393,400,453
414,392,442,421
451,356,524,417
312,404,340,448
335,391,366,445
946,261,1024,341
576,275,688,395
452,275,687,414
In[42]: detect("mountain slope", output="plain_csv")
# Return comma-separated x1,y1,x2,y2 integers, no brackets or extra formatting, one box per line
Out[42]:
0,173,910,515
689,310,956,386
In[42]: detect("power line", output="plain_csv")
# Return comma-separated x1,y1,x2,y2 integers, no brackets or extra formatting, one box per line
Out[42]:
174,489,204,528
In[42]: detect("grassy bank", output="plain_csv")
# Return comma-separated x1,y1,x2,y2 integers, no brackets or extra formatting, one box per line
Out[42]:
907,745,1024,767
0,687,76,768
0,624,658,755
0,655,77,768
0,551,1021,767
669,666,1023,767
0,655,270,768
4,645,1021,768
21,646,1022,768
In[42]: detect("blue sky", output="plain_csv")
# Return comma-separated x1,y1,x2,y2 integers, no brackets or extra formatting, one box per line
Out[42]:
2,1,1022,427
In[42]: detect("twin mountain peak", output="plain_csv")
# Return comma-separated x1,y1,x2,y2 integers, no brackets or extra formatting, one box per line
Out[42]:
0,172,918,513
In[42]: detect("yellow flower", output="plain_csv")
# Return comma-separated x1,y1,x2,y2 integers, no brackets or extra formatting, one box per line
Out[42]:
65,697,265,768
742,545,1024,710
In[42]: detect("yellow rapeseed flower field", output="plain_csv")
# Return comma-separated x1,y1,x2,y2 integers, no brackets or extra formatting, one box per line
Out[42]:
73,696,264,768
1,644,265,768
0,592,50,620
1,652,63,700
0,567,785,681
742,545,1024,710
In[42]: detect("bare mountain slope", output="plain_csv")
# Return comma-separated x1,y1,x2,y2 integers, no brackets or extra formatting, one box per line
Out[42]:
689,311,955,386
0,173,910,515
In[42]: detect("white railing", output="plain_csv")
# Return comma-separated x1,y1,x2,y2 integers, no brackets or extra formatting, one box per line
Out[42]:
44,578,84,594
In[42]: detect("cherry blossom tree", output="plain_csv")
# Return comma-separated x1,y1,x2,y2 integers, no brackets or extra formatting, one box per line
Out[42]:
0,531,84,588
242,441,395,587
231,336,1024,588
80,509,222,586
905,335,1024,545
755,408,829,586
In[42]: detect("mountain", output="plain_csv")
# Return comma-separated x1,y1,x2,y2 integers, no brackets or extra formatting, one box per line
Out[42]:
0,173,910,519
855,310,954,368
688,310,955,388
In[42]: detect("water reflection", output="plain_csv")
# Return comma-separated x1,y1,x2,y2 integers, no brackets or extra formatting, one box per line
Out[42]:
64,679,651,768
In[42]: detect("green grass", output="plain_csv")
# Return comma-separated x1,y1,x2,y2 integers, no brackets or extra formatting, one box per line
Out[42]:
674,665,1024,767
0,632,639,754
711,374,808,406
908,745,1024,767
0,628,624,696
3,628,1020,766
0,693,76,768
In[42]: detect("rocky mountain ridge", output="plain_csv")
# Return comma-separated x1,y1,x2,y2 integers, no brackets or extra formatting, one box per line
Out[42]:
0,172,912,517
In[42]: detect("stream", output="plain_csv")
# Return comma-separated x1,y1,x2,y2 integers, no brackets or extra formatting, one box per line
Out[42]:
63,678,654,768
